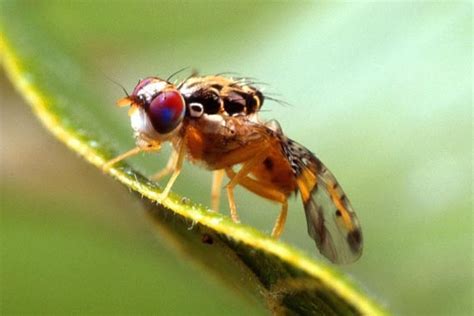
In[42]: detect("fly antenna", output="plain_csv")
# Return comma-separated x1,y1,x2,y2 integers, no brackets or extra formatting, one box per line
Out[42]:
102,72,130,97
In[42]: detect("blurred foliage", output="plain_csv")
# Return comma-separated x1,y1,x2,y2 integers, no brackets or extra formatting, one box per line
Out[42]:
1,1,472,315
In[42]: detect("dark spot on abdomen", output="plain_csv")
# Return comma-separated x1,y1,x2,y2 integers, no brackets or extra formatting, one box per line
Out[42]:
263,157,274,171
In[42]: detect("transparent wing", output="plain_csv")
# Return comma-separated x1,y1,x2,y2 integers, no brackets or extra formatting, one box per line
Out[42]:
295,148,363,264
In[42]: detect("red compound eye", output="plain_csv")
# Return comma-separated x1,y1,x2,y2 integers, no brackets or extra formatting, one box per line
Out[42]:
147,89,185,134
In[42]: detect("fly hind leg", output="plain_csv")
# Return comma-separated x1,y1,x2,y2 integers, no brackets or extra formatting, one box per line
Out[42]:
225,149,270,223
225,168,289,239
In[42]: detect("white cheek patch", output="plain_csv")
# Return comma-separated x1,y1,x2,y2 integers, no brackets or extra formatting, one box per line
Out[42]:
130,107,157,137
137,81,167,102
130,107,181,146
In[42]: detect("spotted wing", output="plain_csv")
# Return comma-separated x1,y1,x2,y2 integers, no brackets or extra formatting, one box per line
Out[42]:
286,140,363,264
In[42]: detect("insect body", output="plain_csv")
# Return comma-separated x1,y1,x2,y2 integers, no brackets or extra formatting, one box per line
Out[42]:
104,75,363,264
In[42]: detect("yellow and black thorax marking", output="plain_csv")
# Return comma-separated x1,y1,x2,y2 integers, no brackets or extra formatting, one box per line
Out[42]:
178,76,264,117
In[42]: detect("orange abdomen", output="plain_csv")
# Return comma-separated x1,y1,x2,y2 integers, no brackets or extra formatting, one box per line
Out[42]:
250,142,297,195
183,118,297,196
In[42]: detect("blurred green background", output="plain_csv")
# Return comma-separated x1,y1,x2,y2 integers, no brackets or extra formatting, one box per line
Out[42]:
1,1,472,315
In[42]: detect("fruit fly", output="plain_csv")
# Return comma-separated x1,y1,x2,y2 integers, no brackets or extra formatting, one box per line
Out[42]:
103,74,363,264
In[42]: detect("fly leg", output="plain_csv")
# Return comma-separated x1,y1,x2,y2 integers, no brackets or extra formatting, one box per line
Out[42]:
225,168,289,239
151,148,178,181
225,150,269,223
102,144,160,172
157,140,186,201
211,170,225,212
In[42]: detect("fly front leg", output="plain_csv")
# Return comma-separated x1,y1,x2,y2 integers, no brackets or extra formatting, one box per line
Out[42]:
151,148,178,181
157,141,186,201
102,144,161,172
